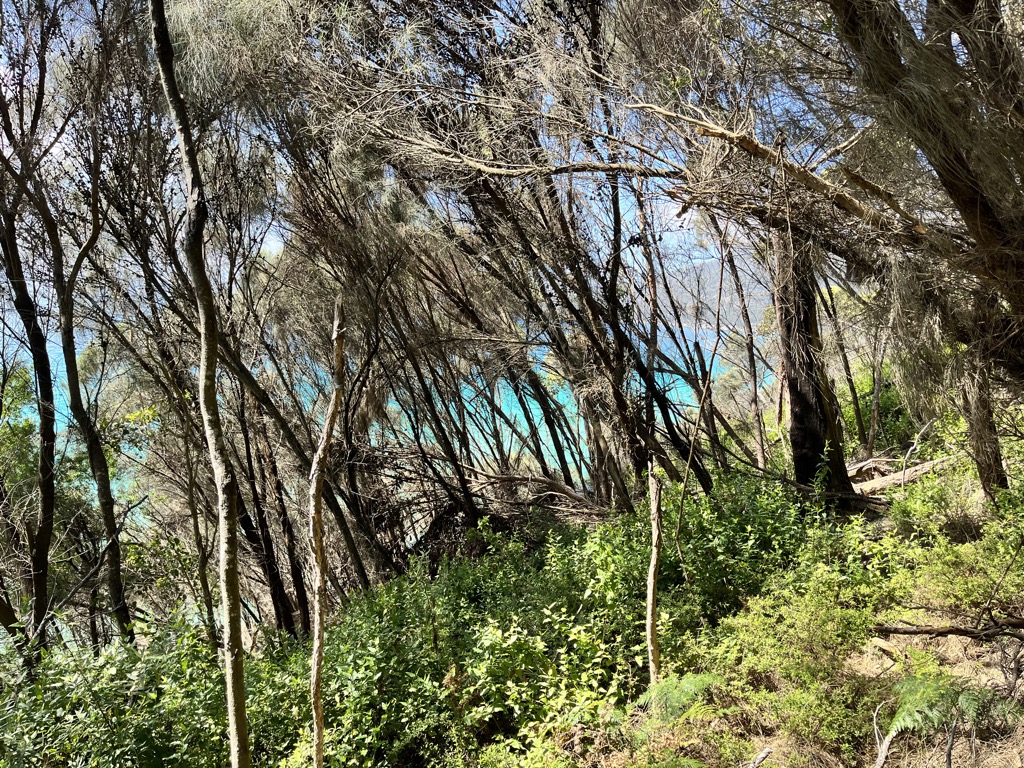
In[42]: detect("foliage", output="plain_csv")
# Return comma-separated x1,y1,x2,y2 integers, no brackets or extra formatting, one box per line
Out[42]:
0,625,228,768
664,474,811,631
885,672,1016,739
837,361,918,457
637,673,724,722
7,461,1024,767
0,474,817,768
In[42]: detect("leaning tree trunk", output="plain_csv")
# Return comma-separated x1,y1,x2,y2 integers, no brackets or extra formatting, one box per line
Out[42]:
254,404,311,635
58,293,134,642
963,359,1008,502
723,235,767,469
773,233,853,495
0,216,57,653
819,281,869,453
150,3,250,766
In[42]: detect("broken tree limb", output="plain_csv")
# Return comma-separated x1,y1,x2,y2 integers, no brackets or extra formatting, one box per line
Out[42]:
872,616,1024,641
852,457,954,495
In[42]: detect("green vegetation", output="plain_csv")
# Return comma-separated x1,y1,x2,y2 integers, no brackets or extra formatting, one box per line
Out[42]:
6,468,1024,767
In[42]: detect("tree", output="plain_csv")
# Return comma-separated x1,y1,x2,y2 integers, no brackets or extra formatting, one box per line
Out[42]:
150,0,250,764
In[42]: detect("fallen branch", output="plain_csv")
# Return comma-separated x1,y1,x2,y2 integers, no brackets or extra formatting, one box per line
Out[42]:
749,748,774,768
469,470,600,509
872,615,1024,641
853,457,953,495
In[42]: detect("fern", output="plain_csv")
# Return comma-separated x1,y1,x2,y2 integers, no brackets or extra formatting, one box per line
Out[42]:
887,673,1014,738
638,673,725,722
888,674,956,736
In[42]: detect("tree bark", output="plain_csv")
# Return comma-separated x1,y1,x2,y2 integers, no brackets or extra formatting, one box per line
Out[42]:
724,239,767,469
964,359,1008,501
820,281,868,452
866,335,888,457
254,406,311,635
0,215,56,650
238,403,295,636
57,299,134,642
645,463,662,687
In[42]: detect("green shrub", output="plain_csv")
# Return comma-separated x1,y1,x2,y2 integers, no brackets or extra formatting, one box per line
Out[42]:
13,470,1013,768
663,474,811,630
0,624,228,768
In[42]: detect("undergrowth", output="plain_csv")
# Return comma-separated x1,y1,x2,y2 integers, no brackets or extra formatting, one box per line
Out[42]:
4,472,1024,767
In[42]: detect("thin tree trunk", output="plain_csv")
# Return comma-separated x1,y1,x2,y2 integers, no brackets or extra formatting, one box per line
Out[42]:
39,122,134,641
233,477,295,635
58,307,134,642
820,281,868,451
724,239,767,469
646,462,662,687
238,403,295,636
187,470,219,649
216,347,382,583
874,730,896,768
255,407,311,635
694,342,728,470
525,370,577,488
150,3,250,765
866,335,888,457
309,296,347,768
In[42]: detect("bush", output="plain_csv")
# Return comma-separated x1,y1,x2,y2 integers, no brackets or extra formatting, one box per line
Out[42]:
0,624,228,768
661,474,811,635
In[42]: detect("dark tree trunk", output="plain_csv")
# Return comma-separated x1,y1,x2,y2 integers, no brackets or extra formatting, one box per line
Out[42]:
238,402,296,636
819,281,869,452
773,233,853,495
254,408,311,635
234,461,295,636
0,215,57,650
58,298,134,642
724,239,767,469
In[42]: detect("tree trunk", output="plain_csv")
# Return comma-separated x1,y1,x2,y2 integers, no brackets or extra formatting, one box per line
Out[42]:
234,479,295,636
238,404,295,636
646,463,662,687
773,233,853,495
0,215,57,651
866,335,888,457
820,281,868,452
525,370,577,488
218,349,376,586
964,360,1008,501
694,342,728,470
58,302,134,642
724,239,767,469
150,3,250,765
254,407,311,635
308,296,347,768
